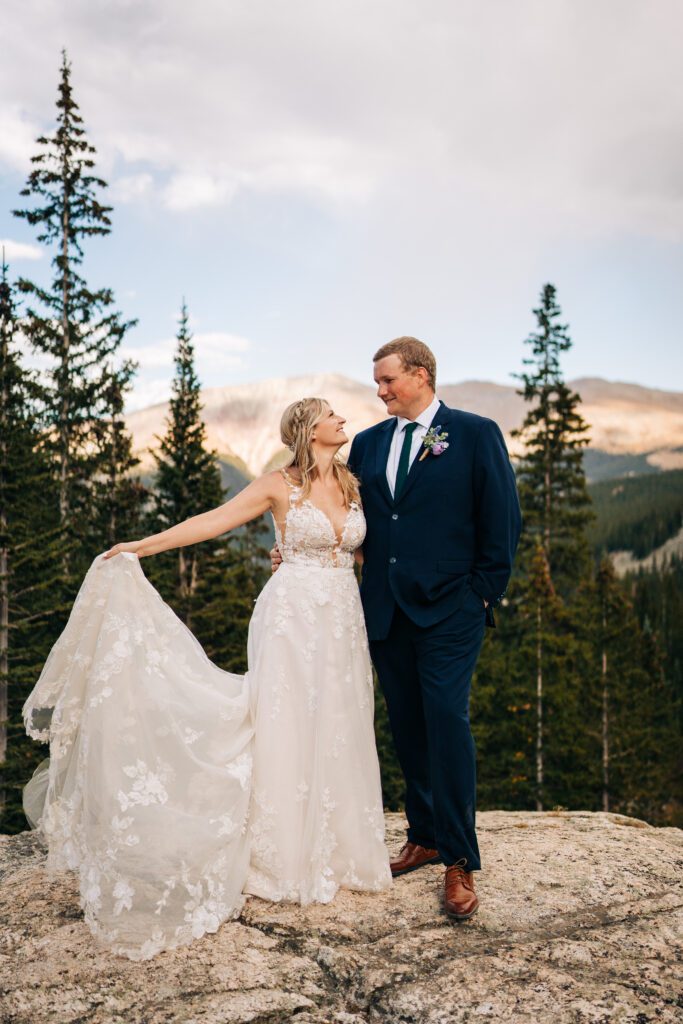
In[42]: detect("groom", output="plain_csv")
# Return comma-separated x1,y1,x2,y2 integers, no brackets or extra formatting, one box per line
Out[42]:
347,337,521,919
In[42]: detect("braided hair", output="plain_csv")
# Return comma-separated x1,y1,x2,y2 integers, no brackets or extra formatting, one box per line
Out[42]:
279,397,360,507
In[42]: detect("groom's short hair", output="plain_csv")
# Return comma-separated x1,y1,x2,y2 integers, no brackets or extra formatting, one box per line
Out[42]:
373,337,436,390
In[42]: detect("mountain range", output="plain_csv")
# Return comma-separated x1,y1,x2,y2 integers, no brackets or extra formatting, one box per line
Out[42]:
126,374,683,483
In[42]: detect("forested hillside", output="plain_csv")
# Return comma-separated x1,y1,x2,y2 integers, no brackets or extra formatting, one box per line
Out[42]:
587,470,683,558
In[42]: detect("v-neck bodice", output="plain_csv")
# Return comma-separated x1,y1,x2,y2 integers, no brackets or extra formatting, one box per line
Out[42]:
273,469,365,569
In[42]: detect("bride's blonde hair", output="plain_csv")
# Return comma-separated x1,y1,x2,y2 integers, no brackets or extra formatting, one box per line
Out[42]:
280,397,360,508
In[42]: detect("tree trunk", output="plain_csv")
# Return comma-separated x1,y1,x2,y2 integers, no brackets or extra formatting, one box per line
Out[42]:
536,596,543,812
0,541,8,812
601,598,609,813
178,547,187,604
0,322,8,808
60,160,71,575
108,409,117,545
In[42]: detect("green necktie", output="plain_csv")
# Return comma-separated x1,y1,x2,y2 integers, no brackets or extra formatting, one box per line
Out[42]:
394,421,417,499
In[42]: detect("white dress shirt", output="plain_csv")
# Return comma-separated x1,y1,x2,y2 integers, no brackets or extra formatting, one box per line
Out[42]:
386,394,442,496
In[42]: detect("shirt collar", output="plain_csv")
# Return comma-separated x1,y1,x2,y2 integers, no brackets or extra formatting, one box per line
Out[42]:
396,394,441,433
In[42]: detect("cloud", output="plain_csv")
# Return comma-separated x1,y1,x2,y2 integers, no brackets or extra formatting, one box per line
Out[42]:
0,238,42,261
124,331,250,369
123,378,173,413
0,0,679,238
120,330,252,411
110,173,154,203
162,173,239,211
0,106,40,172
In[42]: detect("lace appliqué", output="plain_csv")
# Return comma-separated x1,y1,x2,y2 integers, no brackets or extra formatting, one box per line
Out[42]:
273,469,365,570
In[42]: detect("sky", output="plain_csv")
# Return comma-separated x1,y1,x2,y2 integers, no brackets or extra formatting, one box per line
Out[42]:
0,0,681,411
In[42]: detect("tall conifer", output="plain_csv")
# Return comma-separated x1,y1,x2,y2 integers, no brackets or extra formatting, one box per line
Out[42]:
574,559,679,820
193,516,270,672
146,302,226,627
0,256,65,828
13,50,136,573
512,284,593,592
88,370,148,552
510,284,593,809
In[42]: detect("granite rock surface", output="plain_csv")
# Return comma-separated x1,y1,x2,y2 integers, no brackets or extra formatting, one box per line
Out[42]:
1,811,681,1024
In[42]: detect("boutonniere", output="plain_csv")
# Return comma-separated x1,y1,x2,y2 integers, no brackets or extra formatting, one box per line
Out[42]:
419,425,450,461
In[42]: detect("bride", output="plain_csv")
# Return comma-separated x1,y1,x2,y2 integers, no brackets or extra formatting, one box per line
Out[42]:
23,397,392,960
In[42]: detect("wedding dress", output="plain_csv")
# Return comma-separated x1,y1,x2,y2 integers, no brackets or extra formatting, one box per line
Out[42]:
23,470,392,960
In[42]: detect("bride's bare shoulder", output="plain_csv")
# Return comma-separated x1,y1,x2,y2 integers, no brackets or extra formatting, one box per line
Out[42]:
257,469,296,498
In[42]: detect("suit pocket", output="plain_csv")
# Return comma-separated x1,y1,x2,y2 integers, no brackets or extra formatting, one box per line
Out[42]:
436,559,472,575
464,582,486,614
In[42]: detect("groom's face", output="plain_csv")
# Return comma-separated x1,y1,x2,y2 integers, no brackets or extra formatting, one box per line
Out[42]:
374,354,430,419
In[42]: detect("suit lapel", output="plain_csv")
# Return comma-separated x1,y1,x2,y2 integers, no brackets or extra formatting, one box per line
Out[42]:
395,401,452,505
374,418,397,507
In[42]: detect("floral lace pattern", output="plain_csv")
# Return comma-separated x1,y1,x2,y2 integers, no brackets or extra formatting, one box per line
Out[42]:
23,484,391,961
244,476,389,904
273,468,366,569
24,554,253,961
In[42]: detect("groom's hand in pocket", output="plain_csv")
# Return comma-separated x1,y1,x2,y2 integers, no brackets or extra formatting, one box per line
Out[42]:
270,545,283,573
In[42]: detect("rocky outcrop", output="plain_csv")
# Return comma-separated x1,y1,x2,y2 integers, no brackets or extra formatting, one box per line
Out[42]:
1,811,681,1023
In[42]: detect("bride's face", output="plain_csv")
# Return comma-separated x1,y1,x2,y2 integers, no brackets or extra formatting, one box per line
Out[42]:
312,405,348,450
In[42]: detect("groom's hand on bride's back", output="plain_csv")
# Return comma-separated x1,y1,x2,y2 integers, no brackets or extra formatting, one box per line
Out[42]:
270,545,283,573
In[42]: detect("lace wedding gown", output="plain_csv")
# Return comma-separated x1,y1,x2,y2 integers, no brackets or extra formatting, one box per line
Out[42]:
23,471,391,960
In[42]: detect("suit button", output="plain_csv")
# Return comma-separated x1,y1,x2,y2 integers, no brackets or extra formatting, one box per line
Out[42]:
389,557,396,564
391,514,398,520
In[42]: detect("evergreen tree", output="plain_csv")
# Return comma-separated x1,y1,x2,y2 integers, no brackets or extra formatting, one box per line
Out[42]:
509,284,594,809
13,50,136,574
479,286,593,806
146,302,226,627
192,516,270,673
621,562,682,824
147,304,274,668
512,283,593,593
0,256,66,830
87,368,148,552
472,542,572,811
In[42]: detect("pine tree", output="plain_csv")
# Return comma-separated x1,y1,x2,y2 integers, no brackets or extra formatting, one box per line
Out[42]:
87,369,148,552
591,559,628,812
512,283,593,593
0,255,66,829
529,542,555,809
510,284,594,809
146,302,226,627
193,514,271,672
473,542,570,811
582,561,682,824
13,50,136,574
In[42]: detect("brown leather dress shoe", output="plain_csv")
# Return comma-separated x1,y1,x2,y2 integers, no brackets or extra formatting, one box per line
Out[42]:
390,841,442,877
443,858,479,920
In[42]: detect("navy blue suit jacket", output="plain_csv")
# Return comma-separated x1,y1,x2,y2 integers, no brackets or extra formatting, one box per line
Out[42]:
347,402,522,642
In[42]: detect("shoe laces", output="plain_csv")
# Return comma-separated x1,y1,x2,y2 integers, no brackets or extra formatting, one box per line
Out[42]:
446,857,473,890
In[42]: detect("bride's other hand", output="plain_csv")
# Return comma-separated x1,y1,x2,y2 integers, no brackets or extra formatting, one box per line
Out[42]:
270,545,282,573
103,541,144,560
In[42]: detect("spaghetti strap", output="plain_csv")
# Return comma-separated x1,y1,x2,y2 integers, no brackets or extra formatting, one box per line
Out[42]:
280,467,301,493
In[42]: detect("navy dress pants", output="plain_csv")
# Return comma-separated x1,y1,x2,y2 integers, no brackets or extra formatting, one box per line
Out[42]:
369,586,487,870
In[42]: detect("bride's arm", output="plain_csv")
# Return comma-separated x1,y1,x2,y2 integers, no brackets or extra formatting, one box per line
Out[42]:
103,473,280,559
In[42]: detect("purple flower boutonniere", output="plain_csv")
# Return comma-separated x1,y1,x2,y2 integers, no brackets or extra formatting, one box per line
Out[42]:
419,424,450,461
